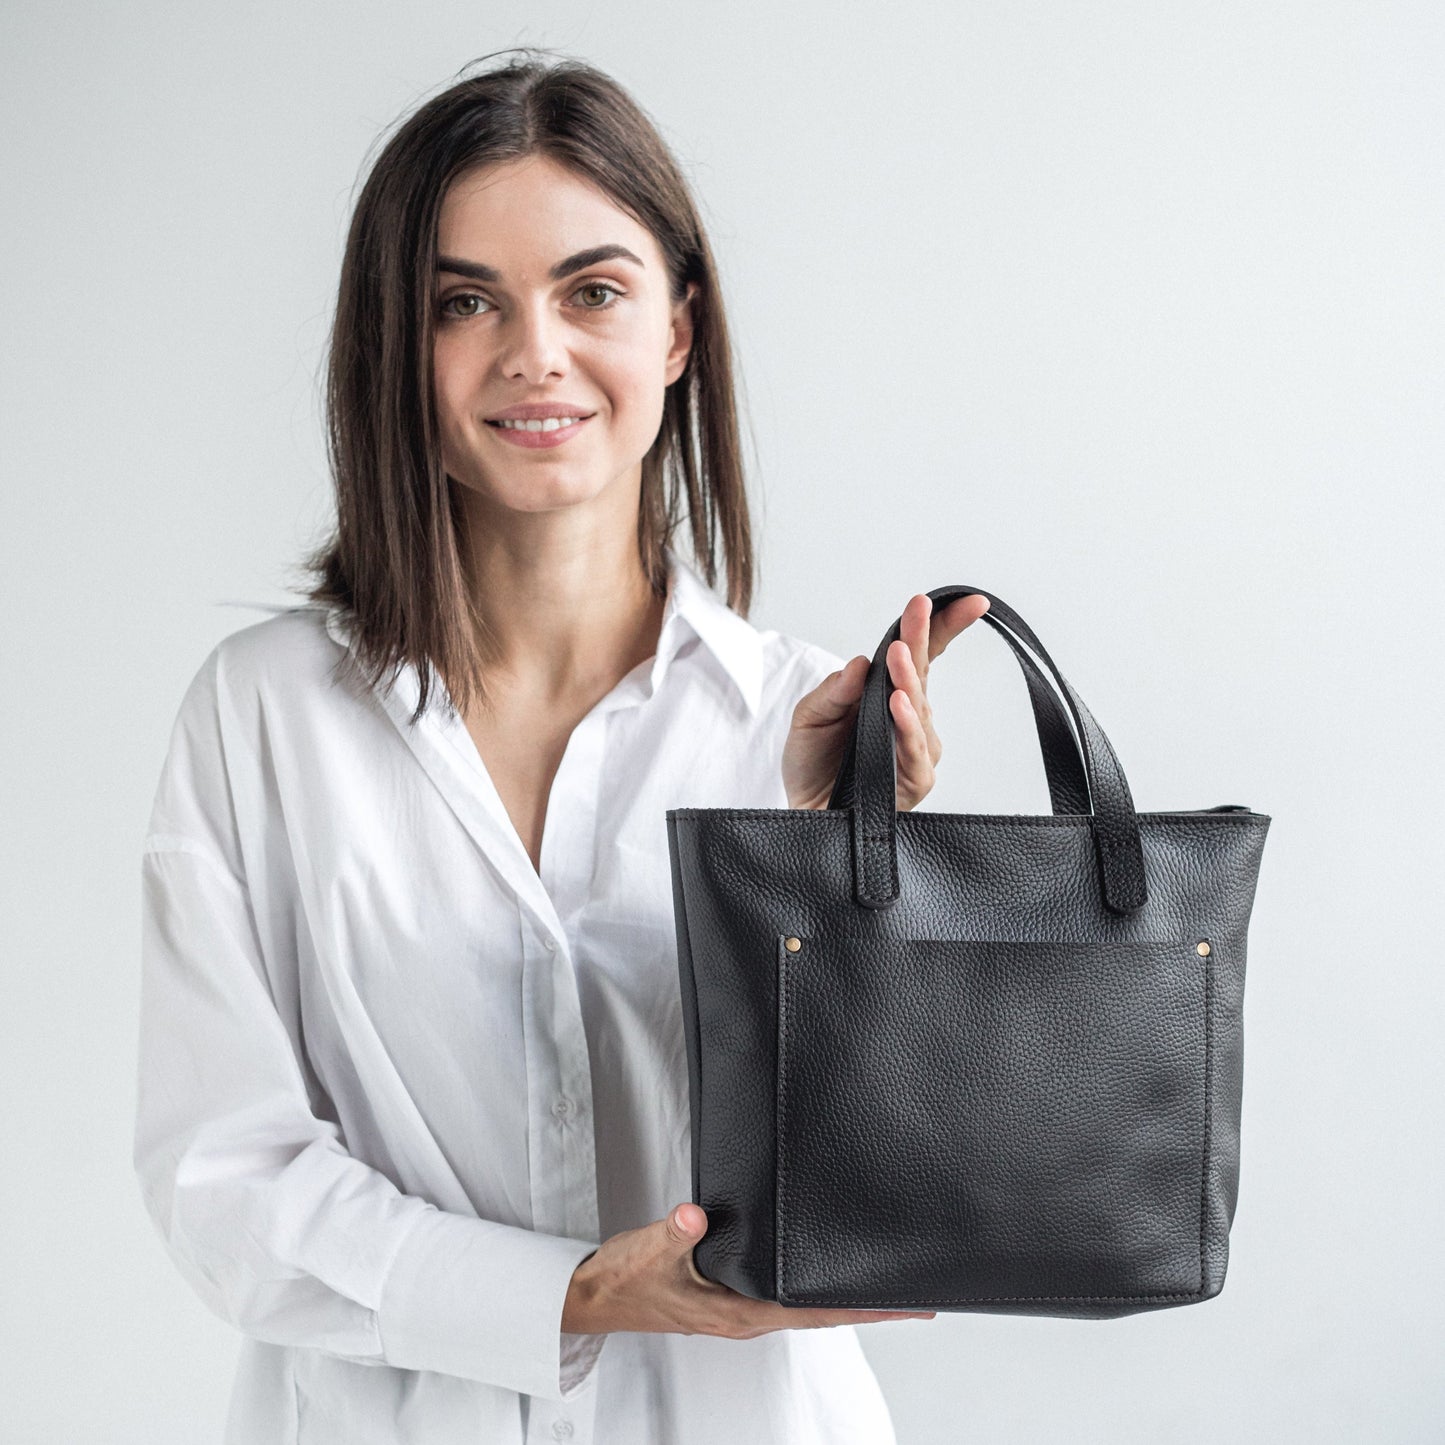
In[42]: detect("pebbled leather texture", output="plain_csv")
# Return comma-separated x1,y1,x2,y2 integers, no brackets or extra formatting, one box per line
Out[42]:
665,586,1271,1317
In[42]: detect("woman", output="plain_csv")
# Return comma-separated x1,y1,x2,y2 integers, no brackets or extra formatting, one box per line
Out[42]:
134,50,988,1445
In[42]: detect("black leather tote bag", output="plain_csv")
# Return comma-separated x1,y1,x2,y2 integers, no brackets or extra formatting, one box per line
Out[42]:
665,585,1270,1318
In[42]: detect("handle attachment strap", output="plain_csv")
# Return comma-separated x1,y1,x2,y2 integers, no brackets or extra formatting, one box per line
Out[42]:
825,586,1149,916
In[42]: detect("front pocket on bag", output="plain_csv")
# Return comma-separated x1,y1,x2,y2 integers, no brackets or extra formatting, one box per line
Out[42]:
773,934,1210,1307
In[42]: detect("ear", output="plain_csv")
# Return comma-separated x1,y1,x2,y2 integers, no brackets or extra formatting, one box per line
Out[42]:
663,281,699,387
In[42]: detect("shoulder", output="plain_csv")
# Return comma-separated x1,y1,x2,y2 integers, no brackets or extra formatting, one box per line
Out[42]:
168,606,351,744
146,608,343,847
209,604,342,685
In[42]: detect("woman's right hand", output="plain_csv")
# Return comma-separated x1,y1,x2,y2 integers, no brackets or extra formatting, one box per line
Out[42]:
561,1203,936,1338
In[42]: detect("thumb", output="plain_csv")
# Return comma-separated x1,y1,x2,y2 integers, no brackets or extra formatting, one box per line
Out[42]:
828,658,869,702
664,1202,707,1249
797,657,868,725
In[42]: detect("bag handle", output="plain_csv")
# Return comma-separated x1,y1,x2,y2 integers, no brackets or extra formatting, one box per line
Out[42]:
824,586,1149,916
828,618,1093,818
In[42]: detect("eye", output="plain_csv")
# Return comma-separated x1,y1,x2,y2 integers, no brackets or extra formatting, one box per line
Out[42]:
436,280,626,322
439,291,488,319
573,280,624,310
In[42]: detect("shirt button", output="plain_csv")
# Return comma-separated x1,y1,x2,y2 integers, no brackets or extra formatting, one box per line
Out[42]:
544,937,558,953
551,1421,574,1441
551,1097,572,1119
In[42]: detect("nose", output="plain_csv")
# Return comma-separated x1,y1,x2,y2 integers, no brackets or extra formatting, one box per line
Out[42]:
495,295,570,385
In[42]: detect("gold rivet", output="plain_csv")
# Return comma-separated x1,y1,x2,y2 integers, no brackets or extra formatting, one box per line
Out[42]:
1197,940,1211,956
784,937,802,952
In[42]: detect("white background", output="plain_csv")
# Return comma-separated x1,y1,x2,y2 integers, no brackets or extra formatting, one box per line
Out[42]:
2,2,1441,1440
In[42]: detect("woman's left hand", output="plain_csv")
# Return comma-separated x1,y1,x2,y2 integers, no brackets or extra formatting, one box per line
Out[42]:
782,592,990,811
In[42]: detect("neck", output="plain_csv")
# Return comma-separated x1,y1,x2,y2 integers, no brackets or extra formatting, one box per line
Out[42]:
453,497,668,709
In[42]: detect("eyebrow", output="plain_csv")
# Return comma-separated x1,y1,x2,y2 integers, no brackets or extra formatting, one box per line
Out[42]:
436,244,646,284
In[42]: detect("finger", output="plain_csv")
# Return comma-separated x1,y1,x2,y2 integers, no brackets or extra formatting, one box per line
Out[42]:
924,593,990,663
899,656,943,768
745,1302,936,1330
813,1308,936,1325
878,592,936,699
790,1308,930,1324
888,595,989,771
887,639,933,738
890,690,935,808
840,1310,937,1324
896,594,933,688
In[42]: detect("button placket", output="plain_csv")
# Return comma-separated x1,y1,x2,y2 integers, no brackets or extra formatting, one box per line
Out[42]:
533,708,612,1244
518,915,598,1242
538,704,610,927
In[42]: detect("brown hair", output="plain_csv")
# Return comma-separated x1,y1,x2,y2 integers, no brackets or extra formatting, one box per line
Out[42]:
292,48,756,724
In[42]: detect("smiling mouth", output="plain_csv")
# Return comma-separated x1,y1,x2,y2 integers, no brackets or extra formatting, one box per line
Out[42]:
484,414,594,449
486,415,593,433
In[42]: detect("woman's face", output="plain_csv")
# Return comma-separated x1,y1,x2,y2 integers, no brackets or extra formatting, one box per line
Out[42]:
431,154,697,520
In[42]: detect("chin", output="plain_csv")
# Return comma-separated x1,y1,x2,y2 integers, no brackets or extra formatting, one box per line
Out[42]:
458,473,613,513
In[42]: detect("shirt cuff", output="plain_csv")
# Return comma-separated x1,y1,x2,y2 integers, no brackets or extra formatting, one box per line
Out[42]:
377,1203,605,1400
560,1327,608,1398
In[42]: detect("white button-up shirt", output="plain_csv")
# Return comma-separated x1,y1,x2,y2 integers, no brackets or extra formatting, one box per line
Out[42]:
134,545,899,1444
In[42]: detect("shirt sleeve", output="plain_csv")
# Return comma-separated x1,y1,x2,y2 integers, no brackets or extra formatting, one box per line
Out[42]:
133,646,606,1402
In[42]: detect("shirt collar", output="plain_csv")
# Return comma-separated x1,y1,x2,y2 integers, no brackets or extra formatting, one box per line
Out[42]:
655,544,763,718
321,544,763,719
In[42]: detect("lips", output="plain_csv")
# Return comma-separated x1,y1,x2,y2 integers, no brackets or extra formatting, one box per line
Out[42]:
486,415,586,432
483,403,598,422
485,414,593,450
